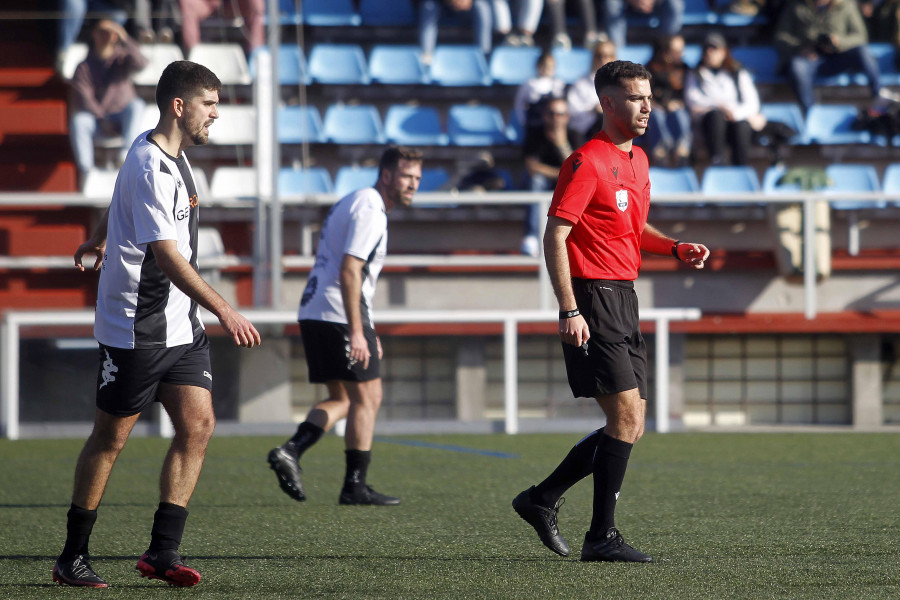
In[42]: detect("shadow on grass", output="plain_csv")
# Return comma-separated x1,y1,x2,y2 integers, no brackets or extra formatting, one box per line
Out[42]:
1,554,554,563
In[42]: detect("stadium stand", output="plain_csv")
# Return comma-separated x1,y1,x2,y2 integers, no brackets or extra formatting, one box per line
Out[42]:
208,104,256,145
278,166,334,195
429,46,492,87
302,0,361,27
649,167,701,193
133,44,185,86
823,164,884,209
359,0,416,26
384,105,449,146
308,43,370,85
489,46,542,86
804,104,871,146
278,105,325,144
322,104,386,144
333,165,378,196
250,45,310,85
447,104,510,146
187,43,252,85
369,45,429,85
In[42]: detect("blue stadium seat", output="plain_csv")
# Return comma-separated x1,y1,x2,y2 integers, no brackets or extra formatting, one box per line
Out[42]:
649,167,701,193
506,109,525,144
701,166,761,201
278,106,324,144
823,164,884,209
308,44,370,85
278,167,333,195
714,0,769,26
489,46,542,85
761,165,801,193
273,0,302,25
369,45,428,85
870,43,900,86
334,166,378,197
882,164,900,203
430,46,491,86
384,105,448,146
760,103,807,145
359,0,415,26
551,47,592,84
419,167,450,191
250,46,310,85
731,47,784,84
448,105,509,146
618,45,653,66
805,104,870,145
302,0,361,26
322,105,386,144
682,44,702,69
681,0,719,25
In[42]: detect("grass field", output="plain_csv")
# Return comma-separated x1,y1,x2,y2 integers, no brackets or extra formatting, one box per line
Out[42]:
1,432,898,599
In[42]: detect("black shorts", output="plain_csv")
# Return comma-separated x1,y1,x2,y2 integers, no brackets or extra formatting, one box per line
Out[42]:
561,278,647,399
96,331,213,417
299,319,380,383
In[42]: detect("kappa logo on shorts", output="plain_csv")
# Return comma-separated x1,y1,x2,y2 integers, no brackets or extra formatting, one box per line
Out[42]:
616,189,629,211
99,350,118,390
203,371,212,381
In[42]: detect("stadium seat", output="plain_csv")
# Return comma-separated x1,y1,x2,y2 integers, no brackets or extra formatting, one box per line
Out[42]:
302,0,361,26
322,104,385,144
359,0,415,26
805,104,871,145
680,0,719,25
274,0,302,25
823,164,884,209
419,167,450,191
60,43,88,80
187,44,251,85
760,103,807,145
551,47,592,84
447,105,510,146
308,44,370,85
278,167,333,195
701,166,761,201
334,166,378,197
192,168,210,199
761,165,800,193
210,167,257,198
133,44,184,86
682,44,702,69
715,0,769,26
649,167,701,193
881,164,900,204
278,105,325,144
369,45,428,85
82,168,119,198
870,43,900,86
250,45,310,85
208,105,256,145
429,46,491,86
506,109,525,144
618,45,653,66
384,105,448,146
196,226,234,273
489,46,542,85
731,47,784,84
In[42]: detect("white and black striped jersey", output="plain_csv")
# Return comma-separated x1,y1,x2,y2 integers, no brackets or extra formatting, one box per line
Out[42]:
298,188,388,328
94,131,204,349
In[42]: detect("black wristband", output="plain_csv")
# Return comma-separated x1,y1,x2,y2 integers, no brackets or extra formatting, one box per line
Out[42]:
671,240,683,259
559,309,580,319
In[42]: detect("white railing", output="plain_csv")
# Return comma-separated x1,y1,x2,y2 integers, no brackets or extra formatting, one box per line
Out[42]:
0,307,700,440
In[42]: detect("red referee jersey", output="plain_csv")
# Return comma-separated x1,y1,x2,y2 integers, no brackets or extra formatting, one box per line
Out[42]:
547,132,651,281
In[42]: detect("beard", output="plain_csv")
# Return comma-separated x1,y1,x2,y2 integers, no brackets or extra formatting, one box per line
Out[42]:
178,114,210,146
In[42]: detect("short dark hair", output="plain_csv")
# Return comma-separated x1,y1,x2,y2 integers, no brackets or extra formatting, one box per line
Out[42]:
593,60,651,101
155,60,222,113
378,146,424,177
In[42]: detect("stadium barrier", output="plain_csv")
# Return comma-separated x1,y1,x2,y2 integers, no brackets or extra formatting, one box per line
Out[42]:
0,307,700,440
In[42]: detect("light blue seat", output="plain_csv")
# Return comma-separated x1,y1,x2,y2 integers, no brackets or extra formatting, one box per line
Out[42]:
322,104,385,144
430,46,491,86
308,44,370,85
369,45,428,85
272,0,302,25
682,44,702,69
448,105,509,146
805,104,870,145
278,105,324,144
761,165,801,193
489,46,542,85
278,167,333,195
551,47,592,84
870,43,900,86
701,166,761,205
823,164,884,209
334,166,378,197
649,167,701,193
419,167,450,191
618,44,653,66
760,103,807,145
882,164,900,205
384,105,448,146
681,0,719,25
506,109,525,144
250,46,310,85
302,0,361,26
731,47,784,84
359,0,416,26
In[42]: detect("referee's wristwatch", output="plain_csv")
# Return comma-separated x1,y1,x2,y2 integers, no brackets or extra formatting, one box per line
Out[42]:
671,240,683,260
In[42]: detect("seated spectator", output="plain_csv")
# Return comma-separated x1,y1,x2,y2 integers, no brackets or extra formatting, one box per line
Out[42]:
492,0,544,47
521,97,581,255
513,51,567,136
458,151,510,191
638,34,693,166
567,38,616,138
56,0,130,72
68,19,148,185
544,0,601,49
132,0,179,43
775,0,897,114
602,0,684,49
179,0,265,54
860,0,900,45
419,0,493,65
685,33,766,166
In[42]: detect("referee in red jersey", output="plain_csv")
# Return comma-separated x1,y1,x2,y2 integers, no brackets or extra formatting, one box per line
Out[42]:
513,60,710,563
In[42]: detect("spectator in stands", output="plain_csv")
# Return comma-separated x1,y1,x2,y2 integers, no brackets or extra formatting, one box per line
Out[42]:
521,97,581,255
638,34,692,166
458,151,511,191
178,0,265,54
56,0,130,72
513,51,567,136
68,19,149,185
860,0,900,45
775,0,897,114
567,38,617,138
132,0,179,43
492,0,544,47
684,32,766,166
602,0,684,49
545,0,602,49
419,0,493,65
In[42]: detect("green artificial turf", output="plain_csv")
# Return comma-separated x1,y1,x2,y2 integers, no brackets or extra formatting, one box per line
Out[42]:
1,432,898,599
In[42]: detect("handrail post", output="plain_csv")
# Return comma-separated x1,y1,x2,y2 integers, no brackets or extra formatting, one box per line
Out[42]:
503,317,519,434
655,317,670,433
803,196,817,320
1,313,20,440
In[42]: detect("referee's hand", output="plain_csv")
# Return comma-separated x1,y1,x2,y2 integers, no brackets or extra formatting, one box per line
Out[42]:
559,314,590,348
675,242,710,269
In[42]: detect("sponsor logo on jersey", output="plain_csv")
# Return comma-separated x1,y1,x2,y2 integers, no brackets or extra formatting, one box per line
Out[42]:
572,157,583,173
99,350,118,390
611,166,619,179
616,189,628,211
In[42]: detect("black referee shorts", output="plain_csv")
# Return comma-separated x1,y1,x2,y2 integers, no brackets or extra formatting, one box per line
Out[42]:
299,319,380,383
561,278,648,399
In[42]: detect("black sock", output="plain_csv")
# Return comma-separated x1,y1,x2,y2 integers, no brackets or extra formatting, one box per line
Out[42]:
284,422,324,459
548,0,566,38
343,449,371,492
589,433,633,536
60,504,97,561
532,428,604,507
148,502,188,554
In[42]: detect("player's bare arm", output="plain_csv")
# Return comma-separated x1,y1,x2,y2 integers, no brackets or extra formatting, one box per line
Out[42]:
641,223,709,269
543,215,590,347
150,239,261,347
340,254,370,369
74,207,110,271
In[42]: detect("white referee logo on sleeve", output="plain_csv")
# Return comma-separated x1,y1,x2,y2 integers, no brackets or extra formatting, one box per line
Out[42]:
99,350,118,390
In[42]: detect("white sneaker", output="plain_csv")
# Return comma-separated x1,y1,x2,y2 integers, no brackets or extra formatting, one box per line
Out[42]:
553,33,572,51
520,235,540,257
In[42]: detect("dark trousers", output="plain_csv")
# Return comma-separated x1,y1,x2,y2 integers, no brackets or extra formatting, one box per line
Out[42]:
702,109,754,166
